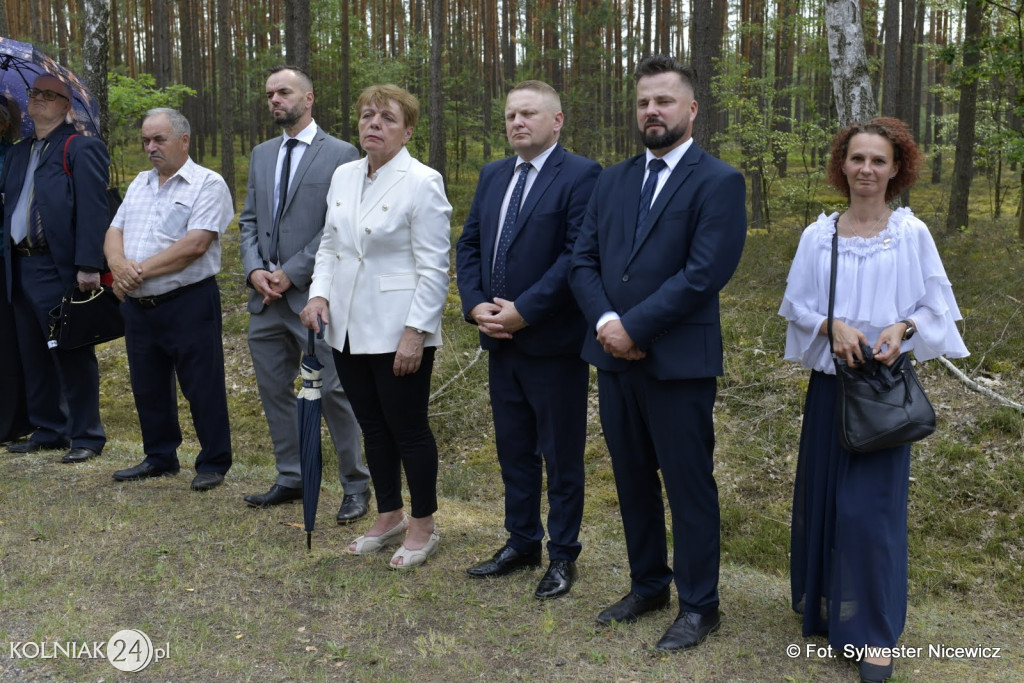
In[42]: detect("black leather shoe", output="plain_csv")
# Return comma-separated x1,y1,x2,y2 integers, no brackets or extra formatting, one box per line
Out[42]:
113,461,178,481
596,586,672,625
7,439,69,454
654,609,722,652
191,472,225,491
859,659,894,683
61,447,100,463
534,560,577,600
336,490,370,524
245,484,302,507
466,545,542,577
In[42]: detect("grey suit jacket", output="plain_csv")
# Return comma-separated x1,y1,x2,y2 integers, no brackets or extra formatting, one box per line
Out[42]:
239,126,359,314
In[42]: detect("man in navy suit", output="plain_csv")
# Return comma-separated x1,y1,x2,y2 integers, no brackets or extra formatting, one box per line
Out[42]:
2,74,109,463
456,80,600,599
570,56,746,651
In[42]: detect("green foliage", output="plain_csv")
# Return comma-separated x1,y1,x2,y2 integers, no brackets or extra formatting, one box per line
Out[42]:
107,74,195,187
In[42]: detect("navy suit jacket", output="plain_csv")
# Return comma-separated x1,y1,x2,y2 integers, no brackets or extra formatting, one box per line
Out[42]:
456,143,600,356
1,122,110,296
570,142,747,379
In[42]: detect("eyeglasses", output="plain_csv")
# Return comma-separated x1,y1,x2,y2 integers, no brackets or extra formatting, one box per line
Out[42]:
27,87,69,102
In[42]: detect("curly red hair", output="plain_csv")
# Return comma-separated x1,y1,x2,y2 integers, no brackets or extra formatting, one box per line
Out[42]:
826,117,922,203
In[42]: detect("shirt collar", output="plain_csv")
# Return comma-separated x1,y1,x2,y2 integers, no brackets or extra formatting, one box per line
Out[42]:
146,157,198,186
517,142,557,174
284,119,318,147
645,137,694,173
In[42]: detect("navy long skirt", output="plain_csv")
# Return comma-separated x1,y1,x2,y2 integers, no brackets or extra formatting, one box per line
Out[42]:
790,370,910,650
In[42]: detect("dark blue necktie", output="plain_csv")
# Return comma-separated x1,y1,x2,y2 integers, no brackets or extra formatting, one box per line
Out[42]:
491,161,532,299
269,138,299,264
636,158,667,245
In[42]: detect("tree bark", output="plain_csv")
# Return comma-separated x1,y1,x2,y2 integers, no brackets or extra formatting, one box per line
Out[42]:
824,0,875,125
691,0,726,155
153,0,173,88
897,0,915,126
285,0,312,73
341,0,352,141
881,0,900,117
946,0,984,235
218,0,236,205
428,0,447,183
82,0,110,143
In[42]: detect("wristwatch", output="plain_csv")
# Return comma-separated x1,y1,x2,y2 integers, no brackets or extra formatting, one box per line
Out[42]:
899,319,916,340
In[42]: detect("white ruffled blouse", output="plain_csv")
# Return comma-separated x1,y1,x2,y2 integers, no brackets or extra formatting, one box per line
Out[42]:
779,207,969,373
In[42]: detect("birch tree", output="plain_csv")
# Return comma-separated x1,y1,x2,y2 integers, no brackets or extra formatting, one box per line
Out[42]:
82,0,110,142
824,0,875,125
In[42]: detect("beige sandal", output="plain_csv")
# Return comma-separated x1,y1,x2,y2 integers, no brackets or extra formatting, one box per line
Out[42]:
389,530,440,570
346,515,408,555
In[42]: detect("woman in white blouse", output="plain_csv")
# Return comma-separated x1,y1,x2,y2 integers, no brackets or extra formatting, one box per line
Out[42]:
301,84,451,570
779,118,968,683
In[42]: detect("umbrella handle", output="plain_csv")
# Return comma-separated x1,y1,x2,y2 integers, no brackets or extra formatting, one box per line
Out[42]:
307,314,325,356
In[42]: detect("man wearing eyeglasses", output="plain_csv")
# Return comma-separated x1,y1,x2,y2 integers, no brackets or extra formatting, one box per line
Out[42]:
1,74,110,464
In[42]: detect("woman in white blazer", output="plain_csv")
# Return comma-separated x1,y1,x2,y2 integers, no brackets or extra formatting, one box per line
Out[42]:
302,84,451,569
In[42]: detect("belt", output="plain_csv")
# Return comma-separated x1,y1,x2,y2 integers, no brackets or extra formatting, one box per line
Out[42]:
129,277,212,308
12,241,49,256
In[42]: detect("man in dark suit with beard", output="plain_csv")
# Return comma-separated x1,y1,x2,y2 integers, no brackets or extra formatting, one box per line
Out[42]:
570,55,747,651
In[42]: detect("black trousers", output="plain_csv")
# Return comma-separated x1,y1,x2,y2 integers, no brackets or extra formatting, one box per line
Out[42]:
0,255,30,442
11,252,105,451
333,341,438,519
122,277,232,474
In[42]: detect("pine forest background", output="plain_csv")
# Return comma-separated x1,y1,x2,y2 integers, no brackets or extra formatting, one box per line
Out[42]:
1,0,1022,239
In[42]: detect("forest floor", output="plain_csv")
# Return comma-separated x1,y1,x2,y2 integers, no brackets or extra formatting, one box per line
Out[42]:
1,172,1022,682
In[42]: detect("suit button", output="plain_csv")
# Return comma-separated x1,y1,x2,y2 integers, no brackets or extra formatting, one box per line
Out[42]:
364,227,371,234
336,200,341,206
622,274,630,282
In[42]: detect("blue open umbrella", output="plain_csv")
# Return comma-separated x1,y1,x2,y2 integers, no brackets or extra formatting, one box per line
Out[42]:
298,325,326,550
0,36,101,138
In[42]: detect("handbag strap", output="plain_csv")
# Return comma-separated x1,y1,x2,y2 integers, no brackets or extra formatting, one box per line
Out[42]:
826,217,839,358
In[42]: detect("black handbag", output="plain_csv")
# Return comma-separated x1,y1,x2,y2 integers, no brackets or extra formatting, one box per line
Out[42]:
827,225,936,453
47,285,125,350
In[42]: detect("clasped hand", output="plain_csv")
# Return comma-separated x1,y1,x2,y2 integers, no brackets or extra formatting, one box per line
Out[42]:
106,258,143,301
249,268,292,305
597,319,646,361
830,319,904,367
471,298,527,340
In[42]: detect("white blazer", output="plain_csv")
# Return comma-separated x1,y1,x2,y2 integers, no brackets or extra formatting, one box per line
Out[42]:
309,146,452,354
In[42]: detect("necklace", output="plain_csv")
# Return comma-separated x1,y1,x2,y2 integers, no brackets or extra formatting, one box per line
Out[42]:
843,209,891,239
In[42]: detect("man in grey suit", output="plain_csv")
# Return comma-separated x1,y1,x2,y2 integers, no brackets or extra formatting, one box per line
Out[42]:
239,65,370,519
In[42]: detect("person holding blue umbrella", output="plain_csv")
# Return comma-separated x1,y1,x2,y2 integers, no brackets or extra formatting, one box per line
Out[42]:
2,74,110,463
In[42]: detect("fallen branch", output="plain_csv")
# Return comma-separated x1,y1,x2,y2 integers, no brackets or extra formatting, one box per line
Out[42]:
936,356,1024,413
430,346,484,402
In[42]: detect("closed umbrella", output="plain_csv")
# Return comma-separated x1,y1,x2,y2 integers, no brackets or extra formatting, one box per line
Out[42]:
0,36,101,138
298,325,325,550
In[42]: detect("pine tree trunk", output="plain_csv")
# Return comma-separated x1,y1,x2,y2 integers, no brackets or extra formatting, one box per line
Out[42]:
946,0,984,235
428,0,447,184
